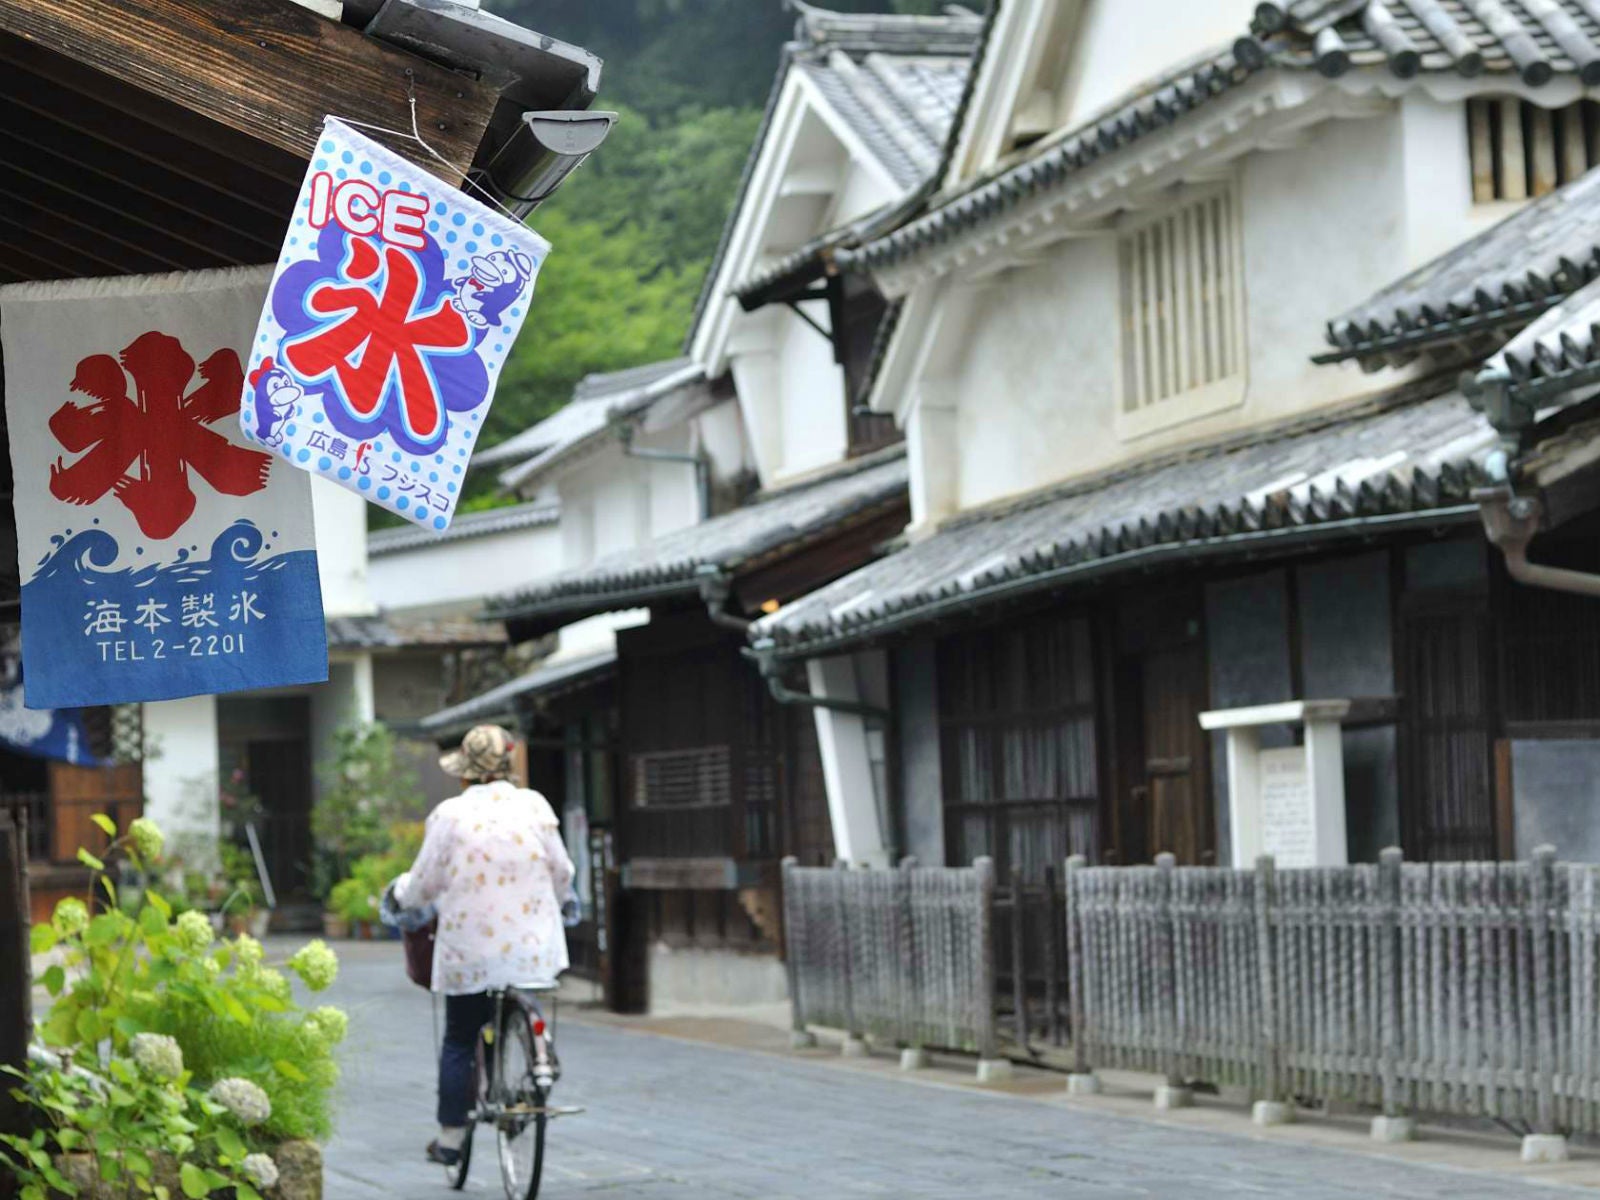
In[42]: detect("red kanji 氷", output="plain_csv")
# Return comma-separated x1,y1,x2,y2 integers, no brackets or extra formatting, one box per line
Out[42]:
50,332,270,540
282,239,472,445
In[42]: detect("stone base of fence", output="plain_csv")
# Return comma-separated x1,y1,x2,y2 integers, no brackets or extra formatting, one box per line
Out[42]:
841,1034,868,1058
1154,1086,1193,1110
900,1047,928,1071
1066,1073,1101,1096
1252,1101,1294,1126
790,1029,818,1049
976,1058,1013,1084
1369,1116,1415,1143
1521,1134,1569,1164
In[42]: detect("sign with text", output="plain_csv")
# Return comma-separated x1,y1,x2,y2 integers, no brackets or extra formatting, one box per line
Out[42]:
1258,746,1314,867
241,117,549,531
0,267,328,709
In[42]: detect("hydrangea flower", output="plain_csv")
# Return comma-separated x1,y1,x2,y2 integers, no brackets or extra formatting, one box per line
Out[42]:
287,939,338,992
200,955,222,979
51,897,89,938
257,967,292,1003
306,1005,349,1046
130,1033,184,1081
208,1077,272,1125
127,817,164,862
240,1154,279,1190
175,910,214,953
234,934,264,968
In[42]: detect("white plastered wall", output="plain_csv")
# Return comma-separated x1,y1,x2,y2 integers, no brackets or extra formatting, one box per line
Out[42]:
142,695,221,866
807,651,891,866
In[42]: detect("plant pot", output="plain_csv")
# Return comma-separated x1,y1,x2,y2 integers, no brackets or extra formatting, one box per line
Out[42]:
225,912,255,938
249,909,272,939
322,912,351,939
54,1141,322,1200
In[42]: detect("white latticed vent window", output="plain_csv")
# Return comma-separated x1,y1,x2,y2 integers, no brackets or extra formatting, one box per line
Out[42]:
1117,185,1246,435
1468,97,1600,203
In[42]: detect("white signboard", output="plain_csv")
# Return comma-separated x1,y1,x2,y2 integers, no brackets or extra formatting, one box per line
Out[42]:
1259,746,1314,867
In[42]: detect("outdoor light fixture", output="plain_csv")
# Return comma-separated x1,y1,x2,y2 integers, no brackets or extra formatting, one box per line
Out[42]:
476,110,617,217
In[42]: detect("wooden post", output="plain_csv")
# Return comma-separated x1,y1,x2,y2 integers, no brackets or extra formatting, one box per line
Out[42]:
0,808,33,1158
781,857,804,1036
973,856,998,1062
1043,863,1062,1046
1254,854,1282,1106
1378,847,1404,1118
1065,855,1088,1074
897,857,918,1054
1155,852,1179,1087
1010,866,1028,1053
1531,844,1558,1136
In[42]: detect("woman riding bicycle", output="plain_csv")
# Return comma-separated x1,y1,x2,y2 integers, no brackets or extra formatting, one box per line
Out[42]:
392,723,575,1168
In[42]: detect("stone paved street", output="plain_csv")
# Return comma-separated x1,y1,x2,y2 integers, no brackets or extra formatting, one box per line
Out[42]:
319,941,1589,1199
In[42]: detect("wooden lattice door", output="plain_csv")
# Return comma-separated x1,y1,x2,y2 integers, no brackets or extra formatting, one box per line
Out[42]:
1400,599,1496,860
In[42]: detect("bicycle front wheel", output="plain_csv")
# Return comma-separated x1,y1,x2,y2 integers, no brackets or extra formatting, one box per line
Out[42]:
494,1004,548,1200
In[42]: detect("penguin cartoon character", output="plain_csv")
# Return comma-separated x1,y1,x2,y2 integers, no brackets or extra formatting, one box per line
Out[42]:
449,247,535,331
248,357,304,449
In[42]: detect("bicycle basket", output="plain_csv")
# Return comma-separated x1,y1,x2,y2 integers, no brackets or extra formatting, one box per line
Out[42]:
403,918,437,990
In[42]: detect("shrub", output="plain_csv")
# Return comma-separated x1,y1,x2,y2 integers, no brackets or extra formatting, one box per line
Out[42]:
4,816,346,1199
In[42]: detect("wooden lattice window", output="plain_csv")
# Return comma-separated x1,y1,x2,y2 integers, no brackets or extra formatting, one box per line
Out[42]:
937,612,1100,879
1117,185,1246,434
630,746,731,809
1468,97,1600,204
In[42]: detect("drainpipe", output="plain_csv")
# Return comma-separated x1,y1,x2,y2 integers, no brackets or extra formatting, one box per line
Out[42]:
616,422,710,521
694,566,890,719
1476,484,1600,598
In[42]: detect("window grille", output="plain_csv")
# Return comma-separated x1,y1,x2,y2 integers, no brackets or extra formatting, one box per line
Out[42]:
1117,186,1244,420
1468,97,1600,204
630,745,732,809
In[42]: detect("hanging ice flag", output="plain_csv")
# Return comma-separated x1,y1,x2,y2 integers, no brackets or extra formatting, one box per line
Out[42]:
0,267,328,710
241,117,550,531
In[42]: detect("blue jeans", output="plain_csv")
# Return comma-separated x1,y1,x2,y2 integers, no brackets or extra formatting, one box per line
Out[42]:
438,992,494,1127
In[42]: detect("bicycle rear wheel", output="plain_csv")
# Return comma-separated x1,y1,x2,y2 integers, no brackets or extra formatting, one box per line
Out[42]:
494,1003,548,1200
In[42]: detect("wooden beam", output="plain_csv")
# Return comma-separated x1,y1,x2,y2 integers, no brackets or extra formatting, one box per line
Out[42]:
0,810,32,1171
0,0,501,179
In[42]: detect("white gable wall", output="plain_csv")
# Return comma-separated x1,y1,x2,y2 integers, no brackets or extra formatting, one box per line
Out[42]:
368,521,562,617
917,100,1479,519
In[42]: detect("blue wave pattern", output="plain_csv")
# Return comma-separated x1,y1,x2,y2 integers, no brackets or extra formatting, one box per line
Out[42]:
21,520,327,708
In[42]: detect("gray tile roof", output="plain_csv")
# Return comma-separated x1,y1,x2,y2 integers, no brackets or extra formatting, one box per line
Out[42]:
367,498,559,557
842,2,1600,276
686,2,986,338
1247,1,1600,85
754,385,1497,657
1319,165,1600,369
472,358,697,470
1465,271,1600,437
485,448,910,625
836,47,1262,273
326,614,506,651
418,648,616,736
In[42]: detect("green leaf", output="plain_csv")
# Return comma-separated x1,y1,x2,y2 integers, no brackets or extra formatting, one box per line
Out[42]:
221,992,251,1025
214,1127,246,1162
86,912,122,946
90,813,116,837
30,924,57,954
235,1185,262,1200
274,1058,308,1082
77,847,105,871
114,1015,144,1039
126,1150,152,1179
99,875,117,904
139,904,167,936
179,1162,209,1199
74,1008,104,1044
202,1169,230,1192
40,965,65,997
145,889,172,919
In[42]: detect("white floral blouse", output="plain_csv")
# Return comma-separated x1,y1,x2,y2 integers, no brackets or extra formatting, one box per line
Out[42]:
396,781,575,996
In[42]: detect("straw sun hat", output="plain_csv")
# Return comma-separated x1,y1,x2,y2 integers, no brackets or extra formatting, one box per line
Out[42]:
439,723,516,781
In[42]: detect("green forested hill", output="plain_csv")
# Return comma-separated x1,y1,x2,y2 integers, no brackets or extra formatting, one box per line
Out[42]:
469,1,947,463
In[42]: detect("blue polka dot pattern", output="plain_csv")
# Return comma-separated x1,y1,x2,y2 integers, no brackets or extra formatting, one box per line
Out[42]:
377,486,390,500
434,517,448,530
318,457,333,471
296,449,310,463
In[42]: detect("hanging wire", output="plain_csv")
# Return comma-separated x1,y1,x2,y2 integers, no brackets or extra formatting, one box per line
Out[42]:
333,79,531,226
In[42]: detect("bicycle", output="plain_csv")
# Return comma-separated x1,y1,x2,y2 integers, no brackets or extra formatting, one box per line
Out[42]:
436,984,580,1200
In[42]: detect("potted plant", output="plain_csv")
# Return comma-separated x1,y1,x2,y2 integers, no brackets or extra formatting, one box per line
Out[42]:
5,815,347,1200
219,842,269,938
312,722,424,934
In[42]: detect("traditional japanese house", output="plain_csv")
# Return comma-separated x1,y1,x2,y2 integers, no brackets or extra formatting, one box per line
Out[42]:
749,0,1600,891
0,0,603,920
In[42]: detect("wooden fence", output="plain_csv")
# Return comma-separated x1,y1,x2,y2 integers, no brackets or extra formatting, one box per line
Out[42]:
1066,847,1600,1135
782,856,997,1058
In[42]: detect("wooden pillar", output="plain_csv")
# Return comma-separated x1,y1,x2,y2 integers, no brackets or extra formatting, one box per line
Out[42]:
0,808,33,1163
